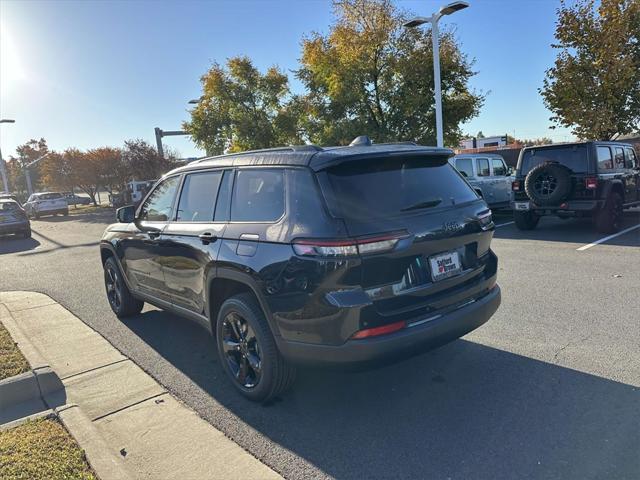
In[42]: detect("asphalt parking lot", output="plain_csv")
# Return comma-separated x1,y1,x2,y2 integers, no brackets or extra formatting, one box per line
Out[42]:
1,209,639,480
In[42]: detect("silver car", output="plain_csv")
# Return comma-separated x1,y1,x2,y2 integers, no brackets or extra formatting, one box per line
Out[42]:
24,192,69,218
449,154,513,209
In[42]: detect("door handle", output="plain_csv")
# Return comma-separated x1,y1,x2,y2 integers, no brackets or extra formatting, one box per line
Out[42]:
199,232,217,244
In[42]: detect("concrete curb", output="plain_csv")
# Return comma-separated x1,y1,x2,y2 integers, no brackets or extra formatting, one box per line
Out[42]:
0,367,65,424
57,404,134,480
1,291,282,480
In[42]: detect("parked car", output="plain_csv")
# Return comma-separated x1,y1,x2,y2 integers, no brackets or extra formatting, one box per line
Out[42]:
449,154,513,209
0,193,21,206
24,192,69,218
63,192,91,206
511,141,640,232
100,137,501,401
0,199,31,238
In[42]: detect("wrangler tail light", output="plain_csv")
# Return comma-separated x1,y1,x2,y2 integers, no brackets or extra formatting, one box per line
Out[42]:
585,177,598,189
292,231,409,258
512,180,521,191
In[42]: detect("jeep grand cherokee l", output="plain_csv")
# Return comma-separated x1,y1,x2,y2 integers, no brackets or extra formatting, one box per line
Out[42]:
100,138,501,401
511,141,640,232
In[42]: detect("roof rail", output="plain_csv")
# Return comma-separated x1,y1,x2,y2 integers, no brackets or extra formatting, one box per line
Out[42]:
375,141,418,146
193,144,324,163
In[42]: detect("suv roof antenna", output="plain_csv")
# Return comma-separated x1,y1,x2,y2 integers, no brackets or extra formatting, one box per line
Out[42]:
349,135,372,147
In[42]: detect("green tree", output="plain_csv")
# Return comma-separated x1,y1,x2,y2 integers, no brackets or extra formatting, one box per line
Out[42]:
184,57,303,155
541,0,640,140
296,0,484,146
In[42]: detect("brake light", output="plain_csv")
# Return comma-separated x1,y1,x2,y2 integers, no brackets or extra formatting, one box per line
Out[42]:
351,320,405,339
512,180,521,191
292,231,408,257
585,177,598,189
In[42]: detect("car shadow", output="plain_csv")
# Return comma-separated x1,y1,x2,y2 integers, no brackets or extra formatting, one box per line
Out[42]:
122,310,639,480
493,209,640,247
0,235,41,254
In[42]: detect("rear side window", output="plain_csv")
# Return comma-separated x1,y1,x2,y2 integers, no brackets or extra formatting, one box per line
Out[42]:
625,148,637,168
455,158,474,178
491,158,507,176
597,146,613,171
325,157,478,221
476,159,490,176
175,171,222,222
231,169,285,222
1,202,20,211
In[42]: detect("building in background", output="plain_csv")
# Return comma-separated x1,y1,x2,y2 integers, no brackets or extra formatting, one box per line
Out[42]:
459,135,508,150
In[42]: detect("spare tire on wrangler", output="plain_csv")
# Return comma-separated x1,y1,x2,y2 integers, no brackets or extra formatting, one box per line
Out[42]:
524,162,572,206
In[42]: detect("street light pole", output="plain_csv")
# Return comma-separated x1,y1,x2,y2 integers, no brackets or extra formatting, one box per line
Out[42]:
0,119,16,193
431,16,444,149
404,1,469,148
25,152,51,196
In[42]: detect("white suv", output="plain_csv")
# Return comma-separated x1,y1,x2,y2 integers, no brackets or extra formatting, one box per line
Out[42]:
24,192,69,218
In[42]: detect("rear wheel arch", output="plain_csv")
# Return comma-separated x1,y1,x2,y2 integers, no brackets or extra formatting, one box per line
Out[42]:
207,271,280,337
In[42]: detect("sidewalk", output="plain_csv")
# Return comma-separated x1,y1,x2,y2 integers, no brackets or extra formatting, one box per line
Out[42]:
0,291,282,480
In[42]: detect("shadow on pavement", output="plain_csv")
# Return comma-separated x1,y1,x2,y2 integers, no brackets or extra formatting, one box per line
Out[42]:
123,310,639,480
493,210,640,247
0,235,41,254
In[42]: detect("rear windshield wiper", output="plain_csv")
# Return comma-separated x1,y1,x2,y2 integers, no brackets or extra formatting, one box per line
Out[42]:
400,198,442,212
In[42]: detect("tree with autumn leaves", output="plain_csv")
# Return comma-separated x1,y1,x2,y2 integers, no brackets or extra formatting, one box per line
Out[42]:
7,139,176,205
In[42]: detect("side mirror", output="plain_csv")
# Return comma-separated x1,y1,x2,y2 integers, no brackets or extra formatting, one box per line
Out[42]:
507,167,515,176
116,205,136,223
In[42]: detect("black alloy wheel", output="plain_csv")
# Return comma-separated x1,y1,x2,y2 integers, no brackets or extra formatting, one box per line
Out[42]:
216,293,296,402
105,261,123,312
103,257,144,318
533,172,558,198
221,312,262,389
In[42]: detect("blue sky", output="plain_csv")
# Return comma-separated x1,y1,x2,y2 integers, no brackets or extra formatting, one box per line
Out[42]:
0,0,573,159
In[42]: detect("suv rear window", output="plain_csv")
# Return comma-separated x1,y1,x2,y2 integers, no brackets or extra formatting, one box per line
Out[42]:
521,146,588,175
325,157,478,220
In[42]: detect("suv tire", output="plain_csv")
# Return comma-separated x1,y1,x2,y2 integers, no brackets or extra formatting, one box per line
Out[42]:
593,192,623,234
216,293,296,402
514,210,540,230
524,162,572,206
103,257,144,318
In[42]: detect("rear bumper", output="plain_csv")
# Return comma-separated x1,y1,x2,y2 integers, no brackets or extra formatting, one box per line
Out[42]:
511,200,603,216
276,284,501,367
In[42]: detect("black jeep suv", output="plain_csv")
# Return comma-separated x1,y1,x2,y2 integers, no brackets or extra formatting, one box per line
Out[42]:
511,141,640,232
100,138,501,401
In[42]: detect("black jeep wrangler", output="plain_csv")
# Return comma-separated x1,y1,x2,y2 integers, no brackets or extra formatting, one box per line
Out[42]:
511,141,640,233
100,137,501,401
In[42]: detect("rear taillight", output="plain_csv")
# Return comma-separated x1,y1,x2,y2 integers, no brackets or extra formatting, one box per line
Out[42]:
292,231,408,258
351,320,406,339
477,209,493,230
585,177,598,189
512,180,521,191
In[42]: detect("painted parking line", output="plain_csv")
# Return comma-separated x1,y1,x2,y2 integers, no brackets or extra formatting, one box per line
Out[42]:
576,223,640,251
495,221,515,228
